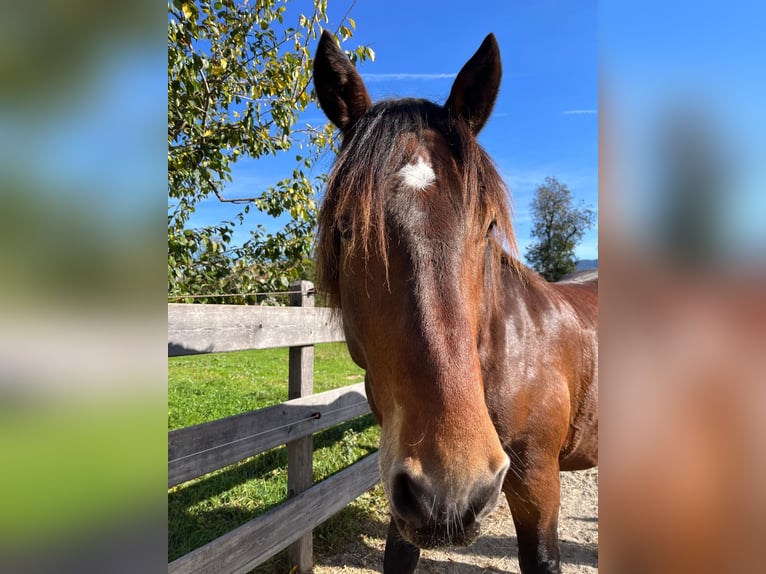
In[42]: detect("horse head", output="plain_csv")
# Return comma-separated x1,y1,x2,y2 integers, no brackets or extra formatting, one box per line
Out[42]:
314,31,514,548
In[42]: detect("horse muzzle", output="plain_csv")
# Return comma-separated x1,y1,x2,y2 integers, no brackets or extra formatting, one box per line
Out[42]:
388,457,509,548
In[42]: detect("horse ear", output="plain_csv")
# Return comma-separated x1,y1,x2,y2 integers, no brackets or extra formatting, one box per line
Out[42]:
445,33,502,135
313,30,371,134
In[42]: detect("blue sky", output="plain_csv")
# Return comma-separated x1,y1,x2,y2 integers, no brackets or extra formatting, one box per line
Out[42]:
600,1,766,262
187,0,598,261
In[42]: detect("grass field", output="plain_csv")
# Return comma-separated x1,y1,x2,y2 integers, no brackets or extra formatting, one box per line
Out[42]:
168,342,387,571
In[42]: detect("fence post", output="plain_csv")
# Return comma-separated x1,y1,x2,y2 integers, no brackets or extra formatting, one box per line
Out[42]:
287,280,314,573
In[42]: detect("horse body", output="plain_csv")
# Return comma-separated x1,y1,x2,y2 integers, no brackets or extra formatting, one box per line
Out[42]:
313,31,597,574
486,268,598,475
476,266,597,573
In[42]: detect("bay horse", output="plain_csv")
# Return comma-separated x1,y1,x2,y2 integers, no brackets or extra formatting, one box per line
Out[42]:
313,31,598,574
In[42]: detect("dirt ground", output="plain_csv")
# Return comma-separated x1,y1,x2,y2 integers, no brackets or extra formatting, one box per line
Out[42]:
313,468,598,573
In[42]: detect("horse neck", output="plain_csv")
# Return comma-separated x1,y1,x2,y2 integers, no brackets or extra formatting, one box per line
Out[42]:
486,260,564,342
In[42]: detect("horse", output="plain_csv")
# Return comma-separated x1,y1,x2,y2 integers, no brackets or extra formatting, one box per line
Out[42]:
312,31,598,574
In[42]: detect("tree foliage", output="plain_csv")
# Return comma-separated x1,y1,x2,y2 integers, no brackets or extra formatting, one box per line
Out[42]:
525,176,595,282
168,0,373,303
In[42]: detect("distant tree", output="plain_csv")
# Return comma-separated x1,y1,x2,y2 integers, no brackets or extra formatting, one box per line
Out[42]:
525,176,595,282
168,0,374,303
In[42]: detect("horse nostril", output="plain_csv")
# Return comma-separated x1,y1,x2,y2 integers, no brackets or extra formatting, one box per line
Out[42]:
391,471,431,530
464,482,495,525
465,463,508,525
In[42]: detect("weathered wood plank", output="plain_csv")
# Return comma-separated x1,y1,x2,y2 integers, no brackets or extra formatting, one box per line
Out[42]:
168,303,345,356
287,281,315,573
168,452,381,574
168,383,370,487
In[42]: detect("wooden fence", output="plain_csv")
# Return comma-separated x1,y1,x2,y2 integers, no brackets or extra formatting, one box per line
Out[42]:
168,281,380,574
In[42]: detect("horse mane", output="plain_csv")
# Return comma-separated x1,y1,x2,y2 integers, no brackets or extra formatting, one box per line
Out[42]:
316,98,520,307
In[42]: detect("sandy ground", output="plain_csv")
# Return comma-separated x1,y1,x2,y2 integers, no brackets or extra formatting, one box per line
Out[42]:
313,468,598,573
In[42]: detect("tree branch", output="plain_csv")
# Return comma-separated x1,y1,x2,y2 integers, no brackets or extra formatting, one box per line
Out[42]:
209,179,260,204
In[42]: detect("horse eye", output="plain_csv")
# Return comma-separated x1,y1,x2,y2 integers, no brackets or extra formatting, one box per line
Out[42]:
337,216,352,240
486,219,497,239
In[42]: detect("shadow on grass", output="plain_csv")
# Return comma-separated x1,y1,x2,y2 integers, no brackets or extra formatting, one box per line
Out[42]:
168,414,379,563
251,490,390,573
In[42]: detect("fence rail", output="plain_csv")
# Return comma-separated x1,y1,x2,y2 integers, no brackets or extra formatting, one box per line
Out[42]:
168,383,370,488
168,282,378,574
169,453,380,574
168,303,344,356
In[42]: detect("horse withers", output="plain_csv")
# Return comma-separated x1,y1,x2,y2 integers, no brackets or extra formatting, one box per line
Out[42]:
313,31,598,574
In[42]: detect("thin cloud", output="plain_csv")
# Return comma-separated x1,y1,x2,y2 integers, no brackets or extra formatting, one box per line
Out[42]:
361,72,457,82
562,109,598,115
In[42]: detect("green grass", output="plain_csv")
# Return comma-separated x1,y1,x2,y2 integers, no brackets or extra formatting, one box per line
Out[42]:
168,343,387,569
168,343,366,430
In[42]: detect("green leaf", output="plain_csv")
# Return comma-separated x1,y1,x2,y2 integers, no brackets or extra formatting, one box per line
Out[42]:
181,2,194,19
168,0,373,299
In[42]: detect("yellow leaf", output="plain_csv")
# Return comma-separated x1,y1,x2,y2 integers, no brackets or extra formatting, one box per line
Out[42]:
219,58,227,70
181,2,193,19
